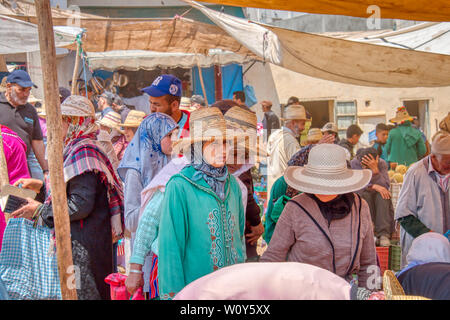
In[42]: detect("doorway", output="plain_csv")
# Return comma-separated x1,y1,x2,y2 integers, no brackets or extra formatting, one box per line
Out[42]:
403,100,430,139
301,100,333,129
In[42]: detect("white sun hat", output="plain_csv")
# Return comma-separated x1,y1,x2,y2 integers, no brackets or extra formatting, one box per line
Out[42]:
284,144,372,195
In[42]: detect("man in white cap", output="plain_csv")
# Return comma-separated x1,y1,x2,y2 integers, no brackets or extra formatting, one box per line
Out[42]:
395,131,450,267
267,104,306,195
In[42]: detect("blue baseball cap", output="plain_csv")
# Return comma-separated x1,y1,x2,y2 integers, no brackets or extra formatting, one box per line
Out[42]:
6,70,37,88
141,74,182,98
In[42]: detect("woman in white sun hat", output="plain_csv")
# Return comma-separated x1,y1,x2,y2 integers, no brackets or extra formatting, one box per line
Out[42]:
261,144,378,290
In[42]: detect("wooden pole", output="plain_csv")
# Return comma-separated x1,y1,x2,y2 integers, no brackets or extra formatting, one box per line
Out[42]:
0,55,7,72
197,62,209,107
70,42,81,95
35,0,78,300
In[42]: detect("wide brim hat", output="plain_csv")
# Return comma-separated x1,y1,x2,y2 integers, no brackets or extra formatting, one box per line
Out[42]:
121,110,146,128
281,104,307,121
307,128,323,143
389,106,416,124
284,144,372,195
224,106,268,158
97,111,124,134
172,107,238,156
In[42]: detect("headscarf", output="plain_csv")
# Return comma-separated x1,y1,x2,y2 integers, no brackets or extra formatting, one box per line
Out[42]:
45,111,125,240
189,142,229,201
397,232,450,277
117,112,178,188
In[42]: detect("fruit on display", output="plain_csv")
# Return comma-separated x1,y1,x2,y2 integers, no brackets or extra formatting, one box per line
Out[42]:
388,170,395,179
393,173,404,183
395,165,408,175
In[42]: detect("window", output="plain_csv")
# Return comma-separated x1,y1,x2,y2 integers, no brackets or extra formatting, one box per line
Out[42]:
335,101,357,139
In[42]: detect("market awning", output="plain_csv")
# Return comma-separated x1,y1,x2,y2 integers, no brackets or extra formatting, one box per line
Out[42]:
190,1,450,88
86,50,255,71
0,14,82,54
198,0,450,22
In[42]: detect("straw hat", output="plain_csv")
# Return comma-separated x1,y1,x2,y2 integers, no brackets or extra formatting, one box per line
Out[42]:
97,111,124,134
389,106,416,124
282,104,307,121
284,144,372,195
439,112,450,133
121,110,146,128
224,106,268,157
307,128,323,143
321,122,338,134
172,107,231,155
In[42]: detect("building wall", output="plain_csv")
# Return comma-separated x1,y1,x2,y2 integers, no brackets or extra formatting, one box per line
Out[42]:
268,63,450,143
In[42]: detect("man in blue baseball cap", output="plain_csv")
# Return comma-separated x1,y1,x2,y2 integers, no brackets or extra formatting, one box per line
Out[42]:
141,74,190,139
0,69,48,179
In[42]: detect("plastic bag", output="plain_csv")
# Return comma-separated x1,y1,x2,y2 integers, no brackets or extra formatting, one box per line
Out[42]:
104,273,130,300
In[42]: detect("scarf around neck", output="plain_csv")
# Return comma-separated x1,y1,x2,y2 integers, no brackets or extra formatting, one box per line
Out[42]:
308,193,355,226
189,145,229,201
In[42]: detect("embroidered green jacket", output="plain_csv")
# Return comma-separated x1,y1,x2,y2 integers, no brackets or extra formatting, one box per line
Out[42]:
158,166,246,300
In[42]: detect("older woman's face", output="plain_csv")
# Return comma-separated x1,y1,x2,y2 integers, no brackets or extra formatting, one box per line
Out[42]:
124,127,136,142
202,139,230,168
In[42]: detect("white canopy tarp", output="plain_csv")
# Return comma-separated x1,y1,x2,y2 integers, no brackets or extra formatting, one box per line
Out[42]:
188,1,450,88
0,14,82,54
86,50,255,71
347,22,450,55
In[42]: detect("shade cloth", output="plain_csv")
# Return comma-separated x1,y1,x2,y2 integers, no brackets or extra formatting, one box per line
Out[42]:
190,1,450,88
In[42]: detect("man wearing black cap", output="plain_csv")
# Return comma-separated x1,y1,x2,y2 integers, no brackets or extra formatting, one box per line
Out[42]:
0,70,48,177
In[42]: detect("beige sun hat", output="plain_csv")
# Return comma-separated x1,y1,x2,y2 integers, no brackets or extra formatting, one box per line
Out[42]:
321,122,338,134
431,130,450,155
121,110,146,128
0,76,7,92
284,144,372,195
281,104,307,121
389,106,416,124
40,95,95,118
224,106,268,158
307,128,323,143
172,107,231,155
97,111,124,134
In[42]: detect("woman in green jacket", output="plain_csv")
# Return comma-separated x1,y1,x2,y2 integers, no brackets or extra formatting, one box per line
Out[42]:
158,107,246,300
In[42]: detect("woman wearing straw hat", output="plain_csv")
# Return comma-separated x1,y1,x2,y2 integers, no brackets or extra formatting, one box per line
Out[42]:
12,95,124,299
261,144,378,289
385,106,427,166
120,110,146,143
97,110,128,161
158,107,246,299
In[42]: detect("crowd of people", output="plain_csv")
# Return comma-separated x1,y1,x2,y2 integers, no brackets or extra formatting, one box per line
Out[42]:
0,68,448,300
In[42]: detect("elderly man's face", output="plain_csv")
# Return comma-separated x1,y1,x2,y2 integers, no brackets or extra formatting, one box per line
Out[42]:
6,83,31,106
431,153,450,175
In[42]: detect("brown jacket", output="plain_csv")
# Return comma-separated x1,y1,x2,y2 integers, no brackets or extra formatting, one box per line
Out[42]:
260,193,377,289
